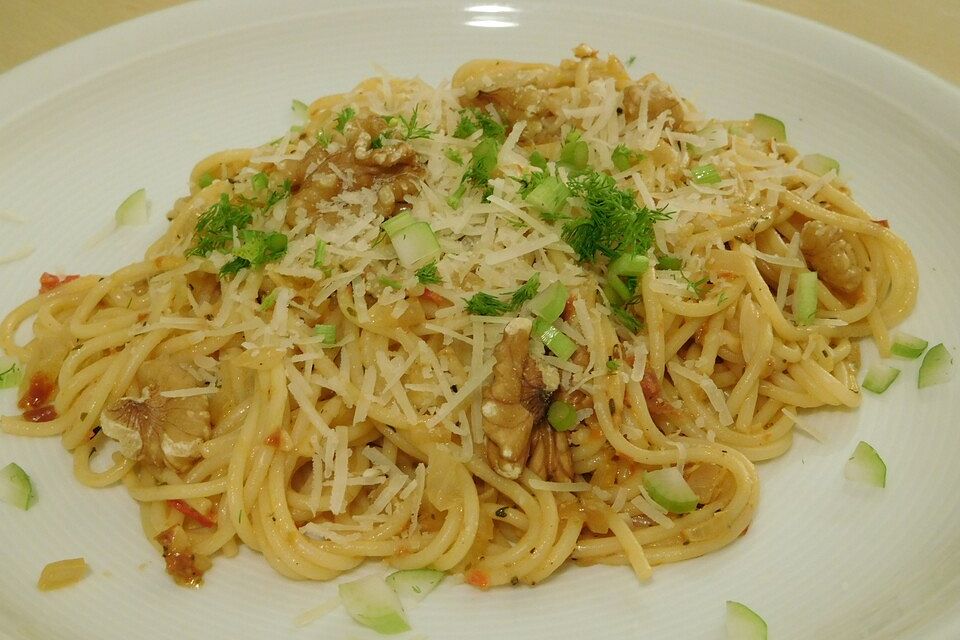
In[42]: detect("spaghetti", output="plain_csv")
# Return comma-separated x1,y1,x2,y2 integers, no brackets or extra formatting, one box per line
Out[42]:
0,46,917,588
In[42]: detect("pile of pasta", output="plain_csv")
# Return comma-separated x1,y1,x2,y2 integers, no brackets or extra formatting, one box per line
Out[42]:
1,46,916,588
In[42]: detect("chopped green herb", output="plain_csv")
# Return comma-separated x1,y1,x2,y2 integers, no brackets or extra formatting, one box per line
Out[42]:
464,292,510,316
335,106,356,133
453,110,479,139
251,172,268,192
606,359,621,372
447,137,500,208
218,257,250,277
558,130,589,172
188,194,255,258
389,106,434,140
684,273,709,299
370,132,388,149
611,144,642,171
379,276,403,290
476,110,506,141
262,180,292,210
656,255,683,271
717,291,729,307
465,273,540,316
415,261,443,285
224,229,288,277
562,170,669,262
207,221,288,278
453,108,506,142
198,173,214,188
509,273,541,309
259,289,279,311
529,150,548,171
626,54,637,67
289,125,304,134
444,148,464,165
316,131,332,147
611,305,643,333
453,112,479,139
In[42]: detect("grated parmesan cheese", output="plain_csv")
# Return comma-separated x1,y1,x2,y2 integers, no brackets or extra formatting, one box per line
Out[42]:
158,386,218,398
667,361,734,426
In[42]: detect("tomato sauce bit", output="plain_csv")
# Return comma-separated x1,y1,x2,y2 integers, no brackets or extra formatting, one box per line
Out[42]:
168,499,217,528
465,568,491,589
18,373,59,423
39,272,80,294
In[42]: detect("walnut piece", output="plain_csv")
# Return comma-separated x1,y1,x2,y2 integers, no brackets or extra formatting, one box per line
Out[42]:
101,357,211,471
286,115,423,220
528,425,574,482
622,73,682,124
799,220,863,294
482,318,559,479
453,47,631,144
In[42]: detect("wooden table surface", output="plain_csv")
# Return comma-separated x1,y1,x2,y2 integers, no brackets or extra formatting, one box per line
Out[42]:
2,0,958,85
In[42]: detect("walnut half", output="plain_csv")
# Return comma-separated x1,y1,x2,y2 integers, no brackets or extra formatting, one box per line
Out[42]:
100,357,212,471
287,115,423,220
799,220,863,295
482,318,559,479
528,425,574,483
101,387,205,471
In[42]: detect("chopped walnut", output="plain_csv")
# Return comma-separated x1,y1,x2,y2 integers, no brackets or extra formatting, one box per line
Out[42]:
482,318,560,479
799,220,863,294
453,47,631,144
101,357,211,471
285,114,423,220
528,425,574,482
622,73,683,124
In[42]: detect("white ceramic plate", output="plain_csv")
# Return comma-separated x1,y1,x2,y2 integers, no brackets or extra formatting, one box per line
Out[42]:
1,2,958,638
